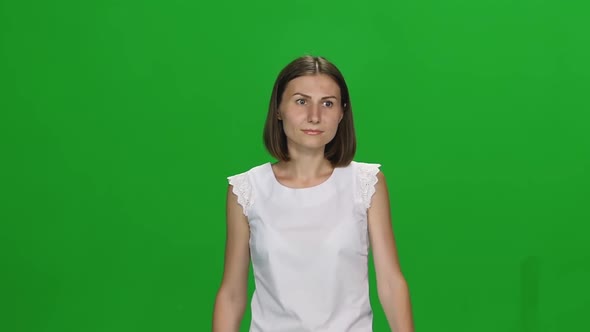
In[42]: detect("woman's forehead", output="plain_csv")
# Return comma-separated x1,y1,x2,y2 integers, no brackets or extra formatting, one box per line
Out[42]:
284,74,341,96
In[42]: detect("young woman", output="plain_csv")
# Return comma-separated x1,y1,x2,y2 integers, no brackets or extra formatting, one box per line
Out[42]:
213,56,414,332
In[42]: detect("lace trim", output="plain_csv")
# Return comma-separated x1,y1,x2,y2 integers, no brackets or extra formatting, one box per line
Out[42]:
228,173,252,216
357,163,381,209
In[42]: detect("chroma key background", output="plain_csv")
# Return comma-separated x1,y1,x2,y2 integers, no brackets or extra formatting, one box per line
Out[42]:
1,0,588,331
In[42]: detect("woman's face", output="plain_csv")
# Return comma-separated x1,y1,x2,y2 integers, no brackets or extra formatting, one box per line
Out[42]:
278,74,344,155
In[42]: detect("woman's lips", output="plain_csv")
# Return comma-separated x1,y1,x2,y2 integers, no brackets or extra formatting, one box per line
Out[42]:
301,129,323,135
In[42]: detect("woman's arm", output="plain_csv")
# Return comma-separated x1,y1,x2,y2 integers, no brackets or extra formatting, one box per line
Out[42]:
212,185,251,332
368,171,414,332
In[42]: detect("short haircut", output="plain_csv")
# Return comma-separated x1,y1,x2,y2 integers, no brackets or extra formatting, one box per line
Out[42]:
263,55,356,167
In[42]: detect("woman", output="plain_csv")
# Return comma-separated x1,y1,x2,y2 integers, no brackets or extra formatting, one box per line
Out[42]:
213,55,414,332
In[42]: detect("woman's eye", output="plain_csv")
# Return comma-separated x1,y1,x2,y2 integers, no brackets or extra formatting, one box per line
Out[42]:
296,99,306,105
323,101,334,107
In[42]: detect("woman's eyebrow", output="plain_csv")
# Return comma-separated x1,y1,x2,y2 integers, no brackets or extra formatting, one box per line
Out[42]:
292,93,338,100
292,92,311,98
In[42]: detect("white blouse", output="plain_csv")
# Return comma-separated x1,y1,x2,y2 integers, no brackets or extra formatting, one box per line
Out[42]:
228,161,381,332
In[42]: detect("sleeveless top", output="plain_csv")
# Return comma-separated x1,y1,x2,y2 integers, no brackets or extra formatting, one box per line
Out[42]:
227,161,381,332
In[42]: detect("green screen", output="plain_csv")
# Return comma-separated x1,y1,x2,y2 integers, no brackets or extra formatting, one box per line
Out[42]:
1,0,589,331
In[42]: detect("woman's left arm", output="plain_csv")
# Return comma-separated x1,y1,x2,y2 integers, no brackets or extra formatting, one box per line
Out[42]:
368,171,415,332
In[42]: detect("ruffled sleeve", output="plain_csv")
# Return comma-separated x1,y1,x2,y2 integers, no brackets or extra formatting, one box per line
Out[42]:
356,162,381,210
227,172,253,217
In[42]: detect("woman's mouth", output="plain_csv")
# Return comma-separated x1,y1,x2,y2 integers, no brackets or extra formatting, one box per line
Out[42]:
301,129,324,135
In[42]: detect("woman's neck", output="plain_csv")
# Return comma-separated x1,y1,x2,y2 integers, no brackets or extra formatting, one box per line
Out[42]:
272,151,334,188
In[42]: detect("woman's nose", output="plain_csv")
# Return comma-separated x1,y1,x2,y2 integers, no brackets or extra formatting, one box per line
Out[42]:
307,103,320,123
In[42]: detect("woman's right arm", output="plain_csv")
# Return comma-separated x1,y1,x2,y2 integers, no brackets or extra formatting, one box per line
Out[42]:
212,185,251,332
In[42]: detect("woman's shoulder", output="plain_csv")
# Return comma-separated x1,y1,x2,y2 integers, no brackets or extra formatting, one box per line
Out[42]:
227,162,272,182
340,161,382,186
349,160,382,171
347,161,382,179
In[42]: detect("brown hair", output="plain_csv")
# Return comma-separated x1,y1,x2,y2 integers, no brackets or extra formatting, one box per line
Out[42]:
263,55,356,167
